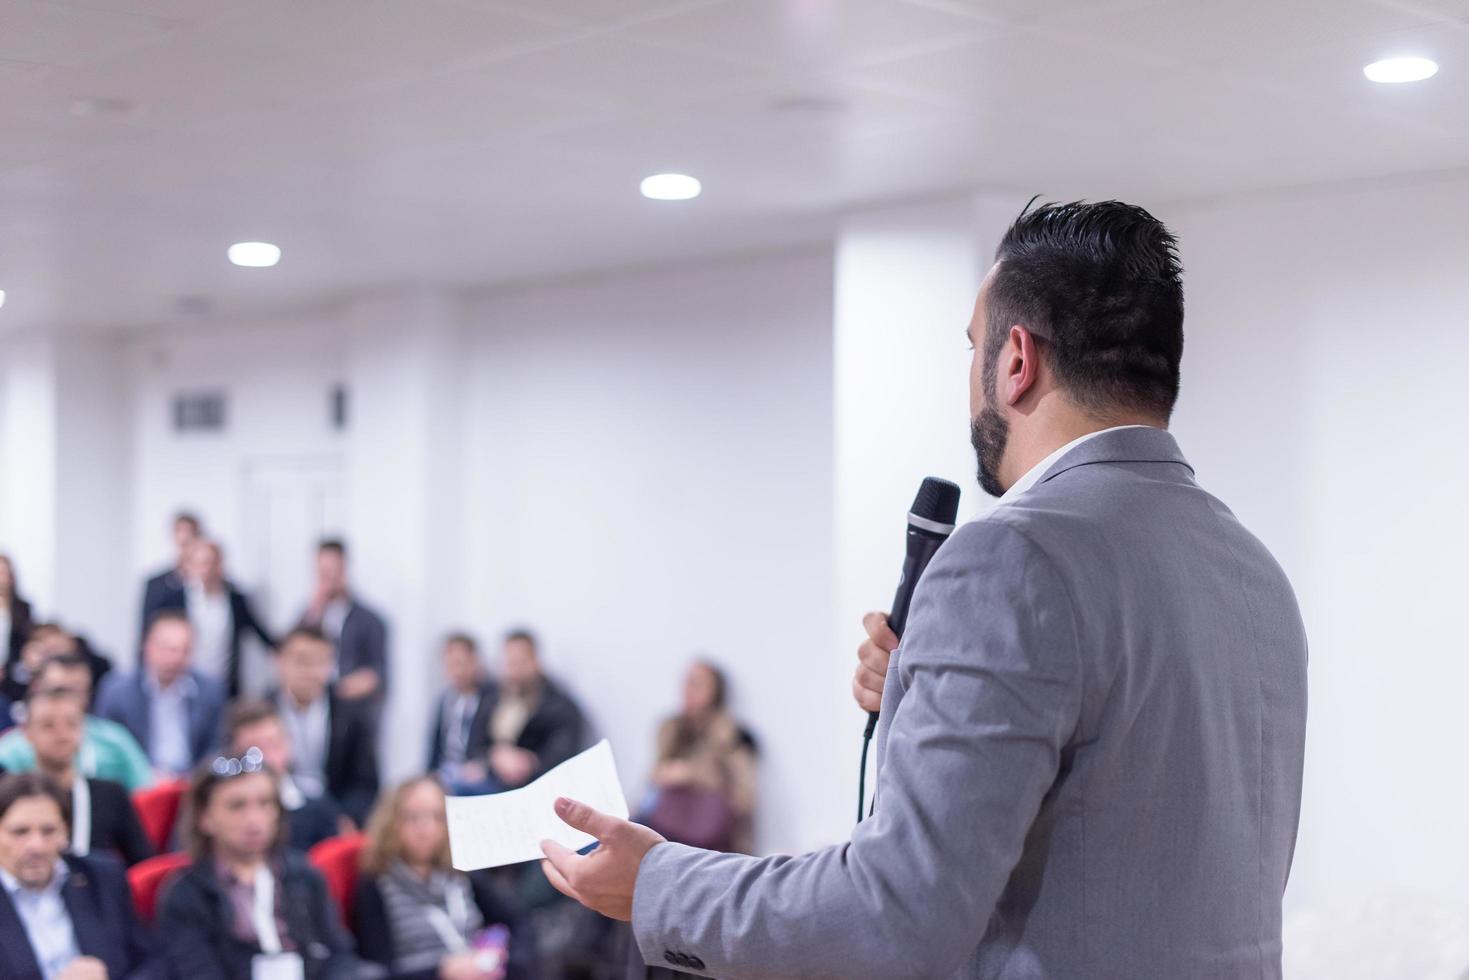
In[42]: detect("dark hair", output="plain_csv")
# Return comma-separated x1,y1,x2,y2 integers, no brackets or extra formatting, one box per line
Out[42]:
279,624,331,650
503,628,538,653
181,759,287,861
317,538,347,558
31,653,92,693
223,700,282,745
986,199,1184,420
145,608,192,639
0,773,72,829
443,632,479,656
173,511,202,534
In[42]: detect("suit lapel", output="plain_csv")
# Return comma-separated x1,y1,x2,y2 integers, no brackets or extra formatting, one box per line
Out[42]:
0,887,45,980
61,862,105,963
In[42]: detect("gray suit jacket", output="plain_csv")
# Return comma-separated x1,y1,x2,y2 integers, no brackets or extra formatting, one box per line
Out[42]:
631,427,1308,979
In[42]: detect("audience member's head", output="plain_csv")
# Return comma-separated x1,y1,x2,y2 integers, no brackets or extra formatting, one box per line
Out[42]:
183,755,286,863
143,610,194,687
276,627,334,706
442,632,482,694
184,538,225,590
361,776,451,876
501,628,542,694
224,701,294,775
22,689,86,775
18,622,68,675
0,773,72,888
31,652,94,704
172,510,203,564
0,553,16,604
682,659,728,717
315,538,349,601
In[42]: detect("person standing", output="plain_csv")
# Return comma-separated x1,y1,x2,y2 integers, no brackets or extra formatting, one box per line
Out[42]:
154,539,277,698
537,201,1308,979
138,511,201,644
0,553,34,680
298,539,387,715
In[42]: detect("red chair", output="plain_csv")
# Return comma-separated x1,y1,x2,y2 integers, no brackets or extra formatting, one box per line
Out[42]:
132,779,187,854
127,852,191,925
308,833,365,926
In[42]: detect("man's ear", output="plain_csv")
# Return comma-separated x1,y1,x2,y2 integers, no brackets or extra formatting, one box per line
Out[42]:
1001,325,1043,407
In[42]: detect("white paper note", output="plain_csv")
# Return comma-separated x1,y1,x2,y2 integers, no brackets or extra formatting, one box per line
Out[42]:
445,739,629,871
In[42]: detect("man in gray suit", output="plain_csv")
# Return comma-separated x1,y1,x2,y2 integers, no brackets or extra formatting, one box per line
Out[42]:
539,201,1309,978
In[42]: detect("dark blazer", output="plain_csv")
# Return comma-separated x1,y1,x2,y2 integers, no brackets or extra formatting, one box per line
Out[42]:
426,682,494,773
286,793,342,852
3,596,32,669
271,687,380,826
158,851,356,980
0,852,164,980
95,668,225,772
78,777,155,867
352,871,536,980
139,567,183,641
465,676,586,782
154,581,276,697
334,600,386,682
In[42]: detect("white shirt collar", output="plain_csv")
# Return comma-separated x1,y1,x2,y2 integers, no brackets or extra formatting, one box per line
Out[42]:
0,859,68,897
145,670,198,699
998,425,1157,504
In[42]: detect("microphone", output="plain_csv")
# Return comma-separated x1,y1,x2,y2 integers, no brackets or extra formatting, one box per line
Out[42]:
865,476,962,737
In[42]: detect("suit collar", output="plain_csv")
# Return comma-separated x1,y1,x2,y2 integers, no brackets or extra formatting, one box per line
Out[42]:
58,856,105,959
1036,424,1193,488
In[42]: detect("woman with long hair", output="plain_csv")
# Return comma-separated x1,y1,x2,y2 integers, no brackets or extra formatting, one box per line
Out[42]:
158,750,357,979
355,776,533,980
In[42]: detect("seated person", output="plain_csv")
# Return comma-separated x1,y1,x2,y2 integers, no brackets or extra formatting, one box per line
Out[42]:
0,654,154,790
0,624,111,714
426,633,494,792
641,660,757,853
270,627,379,826
96,611,225,779
464,630,585,792
224,700,345,850
355,777,533,980
158,751,357,979
0,773,163,979
23,687,153,866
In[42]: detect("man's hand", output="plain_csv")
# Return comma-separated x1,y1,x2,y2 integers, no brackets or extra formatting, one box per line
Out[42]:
490,745,537,787
852,611,899,712
56,957,108,980
540,797,665,922
337,667,380,701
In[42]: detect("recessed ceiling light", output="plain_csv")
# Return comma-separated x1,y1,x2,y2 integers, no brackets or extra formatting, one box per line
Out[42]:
0,289,6,310
228,241,281,268
640,173,702,201
1364,56,1438,84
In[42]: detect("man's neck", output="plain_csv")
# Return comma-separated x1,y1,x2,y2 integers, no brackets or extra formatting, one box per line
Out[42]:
151,669,184,692
38,759,74,785
1001,406,1161,491
286,689,323,710
218,851,267,883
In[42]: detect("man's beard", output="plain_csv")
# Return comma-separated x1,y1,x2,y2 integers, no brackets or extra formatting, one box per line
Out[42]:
970,400,1009,498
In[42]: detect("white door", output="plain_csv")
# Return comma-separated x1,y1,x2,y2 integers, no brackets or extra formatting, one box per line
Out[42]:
239,456,347,697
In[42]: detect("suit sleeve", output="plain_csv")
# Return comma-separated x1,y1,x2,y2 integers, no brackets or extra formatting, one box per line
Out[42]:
340,705,381,825
630,521,1085,979
114,786,157,867
158,879,230,980
308,868,359,980
236,591,278,649
351,877,395,970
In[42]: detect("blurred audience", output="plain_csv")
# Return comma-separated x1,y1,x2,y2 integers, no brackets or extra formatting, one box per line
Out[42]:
139,511,201,643
640,660,756,853
270,627,379,826
158,755,357,979
0,553,34,683
0,773,163,980
0,655,154,791
155,539,276,698
22,688,153,867
464,630,585,792
1,623,113,712
355,777,533,980
428,633,494,793
96,611,225,780
298,539,387,712
224,700,344,850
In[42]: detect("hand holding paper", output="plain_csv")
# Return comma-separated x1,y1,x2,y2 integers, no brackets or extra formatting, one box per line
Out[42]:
445,739,633,871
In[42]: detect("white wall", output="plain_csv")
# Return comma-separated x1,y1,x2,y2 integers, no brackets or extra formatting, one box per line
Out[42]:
461,248,840,853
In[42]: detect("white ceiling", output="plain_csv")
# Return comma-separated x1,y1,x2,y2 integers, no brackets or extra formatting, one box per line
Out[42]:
0,0,1465,333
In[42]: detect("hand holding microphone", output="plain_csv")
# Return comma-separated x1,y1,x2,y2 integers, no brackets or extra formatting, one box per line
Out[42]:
852,612,899,714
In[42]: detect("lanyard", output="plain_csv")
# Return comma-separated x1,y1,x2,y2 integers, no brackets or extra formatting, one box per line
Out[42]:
71,774,91,856
252,865,284,955
424,879,470,954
